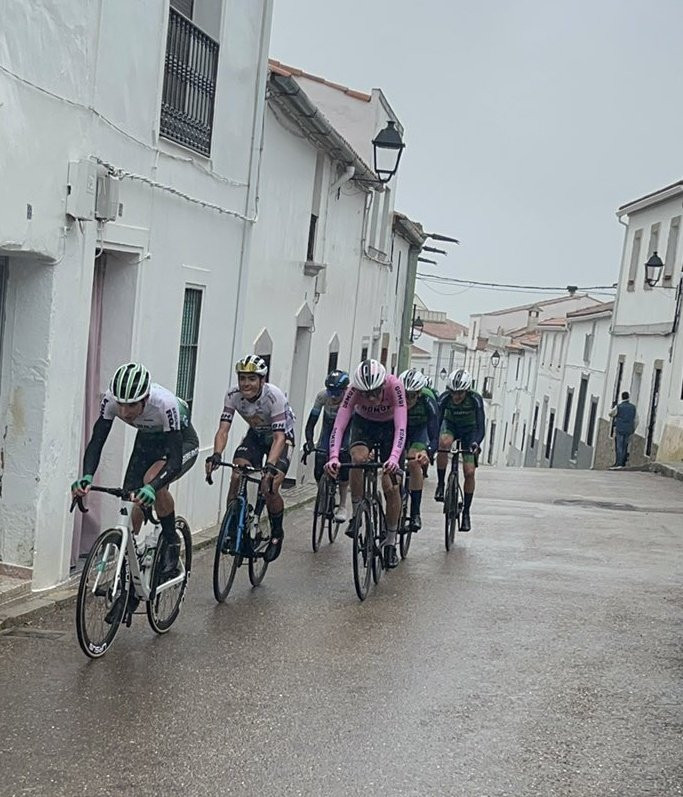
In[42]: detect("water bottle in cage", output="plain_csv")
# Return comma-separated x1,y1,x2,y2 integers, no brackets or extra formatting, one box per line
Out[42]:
138,527,159,570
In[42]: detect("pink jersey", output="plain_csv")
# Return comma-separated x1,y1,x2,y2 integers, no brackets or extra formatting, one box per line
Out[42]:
329,374,407,462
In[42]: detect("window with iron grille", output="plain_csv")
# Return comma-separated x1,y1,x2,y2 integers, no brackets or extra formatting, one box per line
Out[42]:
586,397,598,447
176,287,202,412
160,7,219,156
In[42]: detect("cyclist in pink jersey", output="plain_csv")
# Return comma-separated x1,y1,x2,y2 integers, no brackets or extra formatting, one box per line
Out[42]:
326,359,407,569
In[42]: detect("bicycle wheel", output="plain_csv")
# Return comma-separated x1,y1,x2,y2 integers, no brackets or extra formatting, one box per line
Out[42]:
76,528,129,659
311,477,327,552
213,501,242,602
444,474,457,551
248,541,269,586
399,491,412,560
352,501,374,601
327,481,339,543
455,484,466,531
371,500,386,585
147,517,192,634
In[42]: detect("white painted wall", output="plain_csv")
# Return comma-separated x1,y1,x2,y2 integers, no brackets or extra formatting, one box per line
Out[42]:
0,0,273,588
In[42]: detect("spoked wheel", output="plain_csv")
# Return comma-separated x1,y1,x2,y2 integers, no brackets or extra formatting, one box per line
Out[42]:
147,517,192,634
76,528,129,659
371,501,386,585
352,502,374,601
213,501,242,602
248,540,269,586
399,494,412,559
444,475,457,551
311,477,328,552
455,485,465,532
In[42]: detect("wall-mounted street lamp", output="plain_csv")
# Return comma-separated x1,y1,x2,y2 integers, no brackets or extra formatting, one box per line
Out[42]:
491,350,501,369
410,303,424,342
372,120,405,183
439,368,448,380
644,252,665,287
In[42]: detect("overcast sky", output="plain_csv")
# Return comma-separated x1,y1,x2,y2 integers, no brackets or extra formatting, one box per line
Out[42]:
270,0,683,322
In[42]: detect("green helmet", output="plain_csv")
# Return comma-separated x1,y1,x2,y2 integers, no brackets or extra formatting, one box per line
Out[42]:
110,362,151,403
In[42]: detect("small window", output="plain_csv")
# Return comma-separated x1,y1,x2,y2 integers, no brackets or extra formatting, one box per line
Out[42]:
361,345,369,360
170,0,194,17
327,351,339,373
627,229,643,290
530,404,539,448
583,331,594,363
482,375,493,399
563,388,574,432
664,216,680,283
306,214,318,262
586,397,598,447
176,287,203,413
545,411,555,460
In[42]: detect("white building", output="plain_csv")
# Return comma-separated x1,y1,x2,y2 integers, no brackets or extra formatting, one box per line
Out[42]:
243,60,411,481
0,0,274,590
596,181,683,467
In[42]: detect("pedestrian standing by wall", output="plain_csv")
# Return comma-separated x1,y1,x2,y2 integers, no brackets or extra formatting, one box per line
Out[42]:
609,392,637,469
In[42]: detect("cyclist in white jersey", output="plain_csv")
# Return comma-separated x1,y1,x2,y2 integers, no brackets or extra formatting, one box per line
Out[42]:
206,355,295,563
71,363,199,620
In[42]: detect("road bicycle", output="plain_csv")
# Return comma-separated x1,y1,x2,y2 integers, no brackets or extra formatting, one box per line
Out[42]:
71,487,191,659
347,445,403,601
398,455,417,560
439,445,467,551
303,447,342,552
208,462,271,602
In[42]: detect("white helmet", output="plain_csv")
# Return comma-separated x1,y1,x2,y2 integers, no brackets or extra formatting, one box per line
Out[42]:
447,368,473,392
110,362,151,404
352,359,386,392
235,355,268,376
399,368,427,393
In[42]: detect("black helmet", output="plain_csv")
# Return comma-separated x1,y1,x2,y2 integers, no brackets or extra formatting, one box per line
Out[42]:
325,369,350,393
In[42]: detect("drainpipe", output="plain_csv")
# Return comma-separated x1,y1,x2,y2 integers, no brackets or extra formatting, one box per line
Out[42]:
229,0,273,369
398,241,420,371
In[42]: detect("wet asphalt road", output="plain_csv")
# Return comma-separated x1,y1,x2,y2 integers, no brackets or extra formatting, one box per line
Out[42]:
1,468,682,796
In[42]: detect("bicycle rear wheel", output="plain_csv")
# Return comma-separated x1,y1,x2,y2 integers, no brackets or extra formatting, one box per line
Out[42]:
76,528,129,659
352,501,374,601
444,474,457,551
399,490,412,559
213,502,242,602
311,477,328,552
147,517,192,634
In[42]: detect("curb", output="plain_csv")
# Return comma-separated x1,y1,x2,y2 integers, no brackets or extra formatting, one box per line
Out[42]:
0,491,315,631
622,462,683,482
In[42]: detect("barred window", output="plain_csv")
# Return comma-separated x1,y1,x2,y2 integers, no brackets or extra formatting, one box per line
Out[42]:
160,7,219,156
177,287,203,412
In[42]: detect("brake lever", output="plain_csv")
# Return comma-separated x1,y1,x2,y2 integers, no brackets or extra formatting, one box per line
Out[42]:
70,495,88,514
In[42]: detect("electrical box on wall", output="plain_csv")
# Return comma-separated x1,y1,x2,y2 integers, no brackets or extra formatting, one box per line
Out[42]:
95,173,120,221
66,160,97,220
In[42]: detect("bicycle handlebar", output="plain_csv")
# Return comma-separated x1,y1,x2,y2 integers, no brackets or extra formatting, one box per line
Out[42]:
69,486,158,524
205,461,263,486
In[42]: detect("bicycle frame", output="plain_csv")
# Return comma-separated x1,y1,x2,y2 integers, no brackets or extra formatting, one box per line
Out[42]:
210,462,266,557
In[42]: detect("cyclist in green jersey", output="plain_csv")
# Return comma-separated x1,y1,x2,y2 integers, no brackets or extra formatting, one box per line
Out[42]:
399,369,439,530
435,368,485,531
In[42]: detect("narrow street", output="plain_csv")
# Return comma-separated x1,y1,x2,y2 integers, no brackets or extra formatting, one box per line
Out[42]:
1,467,681,797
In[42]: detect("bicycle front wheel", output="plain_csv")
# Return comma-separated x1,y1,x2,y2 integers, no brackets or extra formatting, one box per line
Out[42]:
444,474,457,551
371,500,386,585
311,477,328,552
399,491,412,559
213,502,242,602
76,528,129,659
352,501,374,601
147,516,192,634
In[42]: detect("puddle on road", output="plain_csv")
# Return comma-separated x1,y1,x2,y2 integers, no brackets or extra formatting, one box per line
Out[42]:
552,498,681,514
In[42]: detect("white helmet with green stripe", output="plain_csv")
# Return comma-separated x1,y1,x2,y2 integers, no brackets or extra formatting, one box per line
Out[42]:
110,362,151,403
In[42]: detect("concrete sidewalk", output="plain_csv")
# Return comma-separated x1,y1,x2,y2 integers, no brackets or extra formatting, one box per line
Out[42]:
0,482,317,630
624,459,683,481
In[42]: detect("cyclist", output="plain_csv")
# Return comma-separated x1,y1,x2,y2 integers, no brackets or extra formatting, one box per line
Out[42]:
325,359,407,569
434,368,485,532
399,368,439,531
205,355,295,563
71,362,199,619
303,370,351,522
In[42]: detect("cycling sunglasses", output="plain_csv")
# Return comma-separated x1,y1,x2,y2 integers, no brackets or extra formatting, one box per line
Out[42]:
362,387,383,399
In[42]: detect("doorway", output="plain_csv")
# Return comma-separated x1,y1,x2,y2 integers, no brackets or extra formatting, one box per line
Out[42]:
646,365,662,457
290,304,314,482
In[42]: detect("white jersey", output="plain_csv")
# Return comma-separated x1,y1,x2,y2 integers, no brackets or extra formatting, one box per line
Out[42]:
221,382,295,441
100,383,190,433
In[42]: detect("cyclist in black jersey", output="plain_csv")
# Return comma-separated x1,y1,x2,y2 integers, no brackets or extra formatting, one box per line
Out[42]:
435,368,485,531
303,370,351,521
205,355,294,563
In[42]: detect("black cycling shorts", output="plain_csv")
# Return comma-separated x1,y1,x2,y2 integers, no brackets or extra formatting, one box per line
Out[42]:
122,424,199,492
234,429,291,474
348,416,396,464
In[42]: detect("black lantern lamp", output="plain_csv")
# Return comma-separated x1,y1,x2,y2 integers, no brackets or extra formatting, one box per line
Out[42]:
491,350,501,369
372,120,405,183
644,252,664,287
